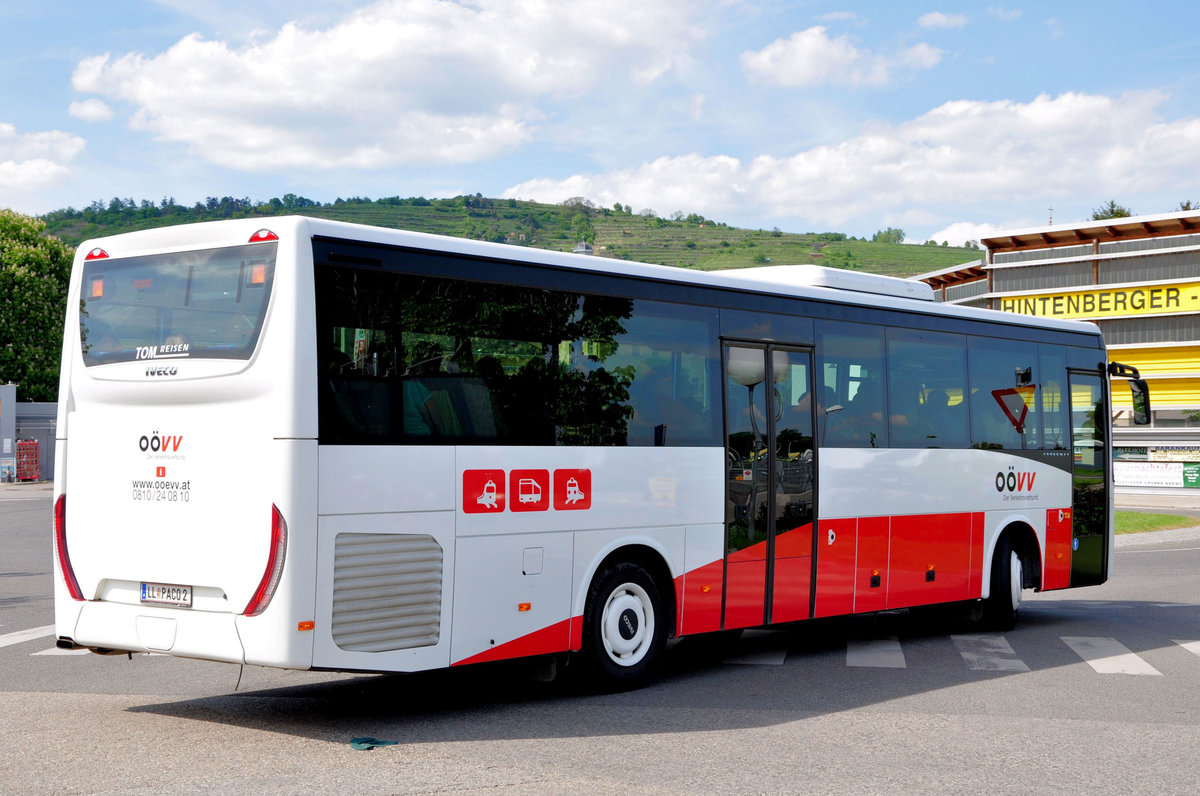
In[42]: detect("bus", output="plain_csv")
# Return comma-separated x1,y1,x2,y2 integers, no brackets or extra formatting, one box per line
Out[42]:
52,216,1150,689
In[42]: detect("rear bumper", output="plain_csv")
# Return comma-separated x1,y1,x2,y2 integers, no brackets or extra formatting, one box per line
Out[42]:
65,601,246,664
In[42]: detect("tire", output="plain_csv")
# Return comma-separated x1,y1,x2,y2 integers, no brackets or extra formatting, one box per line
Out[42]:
983,535,1023,630
582,561,668,691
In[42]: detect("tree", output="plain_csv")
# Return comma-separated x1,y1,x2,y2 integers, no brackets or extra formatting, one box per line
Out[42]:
871,227,905,244
0,210,73,401
1091,200,1132,220
1179,200,1196,211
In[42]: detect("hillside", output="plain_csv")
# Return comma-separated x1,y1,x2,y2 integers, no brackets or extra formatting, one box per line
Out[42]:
41,195,979,277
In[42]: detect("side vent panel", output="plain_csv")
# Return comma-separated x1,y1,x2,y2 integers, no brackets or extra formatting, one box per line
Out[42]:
332,533,443,652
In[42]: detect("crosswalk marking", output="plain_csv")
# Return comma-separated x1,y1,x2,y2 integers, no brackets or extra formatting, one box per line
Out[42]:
952,634,1030,672
1174,639,1200,659
846,637,906,668
1061,636,1162,676
0,625,54,649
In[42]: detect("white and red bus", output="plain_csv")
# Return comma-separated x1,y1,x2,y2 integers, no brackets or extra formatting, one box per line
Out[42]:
53,216,1149,688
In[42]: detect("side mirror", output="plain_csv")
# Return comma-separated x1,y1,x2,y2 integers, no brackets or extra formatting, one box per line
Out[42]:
1109,361,1151,426
1130,378,1150,426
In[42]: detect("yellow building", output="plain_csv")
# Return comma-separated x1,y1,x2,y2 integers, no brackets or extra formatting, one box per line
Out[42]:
920,210,1200,491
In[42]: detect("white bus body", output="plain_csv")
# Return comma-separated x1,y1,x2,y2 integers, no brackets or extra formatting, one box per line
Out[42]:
53,216,1134,688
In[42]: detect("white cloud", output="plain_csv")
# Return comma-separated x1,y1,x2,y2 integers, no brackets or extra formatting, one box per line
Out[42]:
504,91,1200,236
918,12,968,29
926,221,1009,247
0,123,86,191
987,6,1022,21
68,99,114,122
741,26,943,87
71,0,706,171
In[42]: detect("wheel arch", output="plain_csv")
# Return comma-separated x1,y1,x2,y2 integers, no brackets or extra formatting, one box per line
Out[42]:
983,520,1042,599
579,542,678,642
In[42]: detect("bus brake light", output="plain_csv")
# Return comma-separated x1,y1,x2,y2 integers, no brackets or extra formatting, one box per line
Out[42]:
249,229,278,243
244,505,288,617
84,247,109,260
54,495,84,601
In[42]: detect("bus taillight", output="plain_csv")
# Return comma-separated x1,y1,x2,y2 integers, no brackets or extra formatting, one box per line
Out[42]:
54,495,84,601
84,247,109,260
249,229,278,243
244,504,288,617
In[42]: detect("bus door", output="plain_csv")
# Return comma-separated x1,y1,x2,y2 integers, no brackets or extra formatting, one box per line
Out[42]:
723,344,816,628
1068,371,1108,586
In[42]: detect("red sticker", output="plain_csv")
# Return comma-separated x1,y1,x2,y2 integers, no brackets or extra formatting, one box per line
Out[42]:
156,466,166,478
463,470,506,513
510,469,550,512
553,469,591,511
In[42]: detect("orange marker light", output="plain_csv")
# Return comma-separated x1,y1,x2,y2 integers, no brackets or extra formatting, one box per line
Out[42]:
298,621,315,631
700,584,712,594
518,602,531,612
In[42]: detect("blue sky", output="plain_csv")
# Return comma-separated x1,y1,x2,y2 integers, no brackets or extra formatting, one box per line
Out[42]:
3,1,1200,244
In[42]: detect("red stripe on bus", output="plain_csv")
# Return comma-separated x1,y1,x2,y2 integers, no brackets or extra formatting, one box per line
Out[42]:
451,618,573,667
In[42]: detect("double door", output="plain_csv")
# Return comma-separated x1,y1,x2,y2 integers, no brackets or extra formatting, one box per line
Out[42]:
723,344,816,628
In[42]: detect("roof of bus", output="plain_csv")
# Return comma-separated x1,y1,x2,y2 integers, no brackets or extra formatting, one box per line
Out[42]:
78,214,1103,340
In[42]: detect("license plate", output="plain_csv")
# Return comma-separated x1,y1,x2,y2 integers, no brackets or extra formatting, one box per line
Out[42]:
140,581,192,607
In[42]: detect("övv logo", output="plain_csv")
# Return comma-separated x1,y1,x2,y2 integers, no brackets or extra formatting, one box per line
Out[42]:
995,466,1036,493
138,431,183,453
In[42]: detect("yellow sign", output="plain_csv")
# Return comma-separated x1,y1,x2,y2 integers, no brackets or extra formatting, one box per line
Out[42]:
997,282,1200,319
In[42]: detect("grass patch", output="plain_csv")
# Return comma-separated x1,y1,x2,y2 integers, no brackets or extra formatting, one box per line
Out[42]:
1114,511,1200,534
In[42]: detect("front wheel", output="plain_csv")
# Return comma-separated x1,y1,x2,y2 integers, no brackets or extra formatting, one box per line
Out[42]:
983,535,1023,630
582,562,668,691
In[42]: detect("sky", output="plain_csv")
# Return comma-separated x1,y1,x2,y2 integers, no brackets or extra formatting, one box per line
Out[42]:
4,1,1200,245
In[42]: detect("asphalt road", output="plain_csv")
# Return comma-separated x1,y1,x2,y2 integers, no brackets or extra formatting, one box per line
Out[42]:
3,485,1200,794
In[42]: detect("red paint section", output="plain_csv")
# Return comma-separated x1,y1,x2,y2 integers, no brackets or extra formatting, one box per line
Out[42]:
888,513,971,609
854,516,889,613
677,559,724,636
968,512,984,599
771,524,813,623
724,558,767,629
569,614,583,652
452,617,573,667
814,518,857,618
771,555,811,623
1043,507,1073,590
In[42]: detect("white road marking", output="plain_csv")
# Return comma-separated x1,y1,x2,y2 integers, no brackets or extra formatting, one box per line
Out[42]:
32,646,90,656
1061,636,1162,675
1173,639,1200,659
952,634,1030,672
0,625,54,649
846,637,906,668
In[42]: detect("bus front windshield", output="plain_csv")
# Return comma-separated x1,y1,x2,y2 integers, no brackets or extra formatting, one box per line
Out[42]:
79,242,276,366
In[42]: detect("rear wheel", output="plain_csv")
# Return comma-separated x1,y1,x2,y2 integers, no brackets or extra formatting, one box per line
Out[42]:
582,561,668,691
983,535,1023,630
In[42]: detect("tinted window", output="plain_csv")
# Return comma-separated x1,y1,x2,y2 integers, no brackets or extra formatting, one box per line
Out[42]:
315,263,720,446
79,242,276,366
817,321,886,448
886,328,968,448
968,337,1040,449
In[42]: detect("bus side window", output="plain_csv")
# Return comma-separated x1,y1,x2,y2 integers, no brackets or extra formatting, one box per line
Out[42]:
817,321,886,448
968,337,1040,449
886,328,968,449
